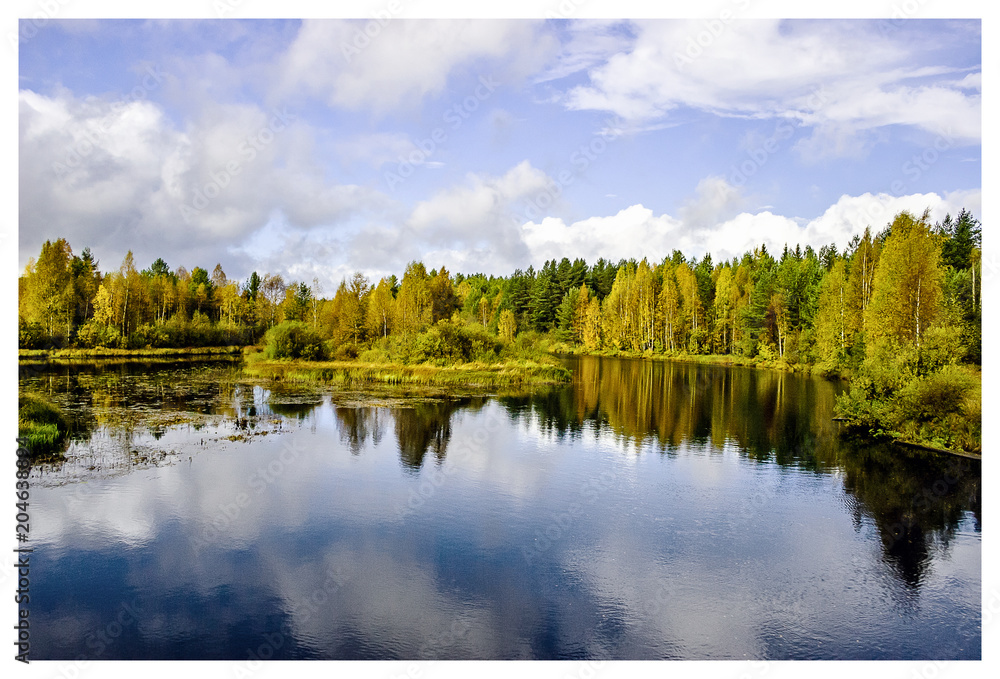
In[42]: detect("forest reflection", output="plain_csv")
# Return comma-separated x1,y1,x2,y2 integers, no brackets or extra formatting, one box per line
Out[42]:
333,398,489,471
501,356,981,592
21,357,979,594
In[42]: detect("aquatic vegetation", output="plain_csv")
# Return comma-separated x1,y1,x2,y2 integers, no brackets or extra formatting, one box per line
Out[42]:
18,393,70,458
243,357,571,389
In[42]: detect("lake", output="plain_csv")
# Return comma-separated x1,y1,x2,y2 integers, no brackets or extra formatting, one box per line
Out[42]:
20,355,981,660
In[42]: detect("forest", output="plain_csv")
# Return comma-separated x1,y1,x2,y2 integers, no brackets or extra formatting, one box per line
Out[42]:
19,208,982,451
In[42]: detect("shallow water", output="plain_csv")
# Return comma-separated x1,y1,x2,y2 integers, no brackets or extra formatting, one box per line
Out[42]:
21,356,980,659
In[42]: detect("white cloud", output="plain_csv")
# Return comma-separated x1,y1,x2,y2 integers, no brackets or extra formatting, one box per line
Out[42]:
336,132,420,169
19,87,386,280
533,19,635,85
562,20,980,157
678,175,745,230
522,205,683,265
403,160,553,258
957,72,981,91
518,180,982,267
278,19,556,113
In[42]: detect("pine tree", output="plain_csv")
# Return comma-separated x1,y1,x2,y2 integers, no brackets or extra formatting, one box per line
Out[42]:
529,260,559,331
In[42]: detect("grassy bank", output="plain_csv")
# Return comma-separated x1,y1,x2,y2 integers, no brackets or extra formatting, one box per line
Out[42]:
542,340,841,377
244,355,571,390
18,394,69,458
19,345,245,361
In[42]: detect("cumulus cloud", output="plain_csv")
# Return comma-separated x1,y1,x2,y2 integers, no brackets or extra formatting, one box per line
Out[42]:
390,160,555,272
518,180,981,267
277,19,557,114
19,87,386,280
17,20,981,293
678,175,746,230
336,132,421,169
19,77,981,291
563,19,980,157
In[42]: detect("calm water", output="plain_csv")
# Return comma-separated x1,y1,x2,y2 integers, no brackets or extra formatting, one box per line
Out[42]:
20,356,980,659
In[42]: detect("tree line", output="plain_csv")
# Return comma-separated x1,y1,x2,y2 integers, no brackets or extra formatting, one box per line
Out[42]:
19,208,981,373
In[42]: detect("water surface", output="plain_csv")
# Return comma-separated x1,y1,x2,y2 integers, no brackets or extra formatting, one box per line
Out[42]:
21,356,980,659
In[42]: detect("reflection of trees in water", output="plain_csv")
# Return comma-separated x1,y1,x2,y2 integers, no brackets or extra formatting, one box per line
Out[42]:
329,398,488,471
394,398,488,471
834,443,980,590
266,397,321,421
503,355,981,596
500,357,843,467
334,407,385,455
395,404,453,471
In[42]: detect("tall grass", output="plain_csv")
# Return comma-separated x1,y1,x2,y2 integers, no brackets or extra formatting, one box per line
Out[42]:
244,357,571,389
18,394,69,457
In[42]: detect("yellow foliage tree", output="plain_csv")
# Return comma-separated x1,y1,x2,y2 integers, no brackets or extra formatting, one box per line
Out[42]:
498,308,517,342
865,211,943,353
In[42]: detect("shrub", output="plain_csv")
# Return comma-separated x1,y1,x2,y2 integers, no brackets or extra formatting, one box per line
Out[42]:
75,320,122,348
406,321,502,365
358,346,391,363
688,329,709,354
756,342,777,362
332,343,359,361
893,364,981,451
854,341,917,400
917,325,965,374
264,321,328,360
18,319,47,349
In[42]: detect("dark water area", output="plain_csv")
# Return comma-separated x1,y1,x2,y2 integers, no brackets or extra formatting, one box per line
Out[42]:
19,356,980,659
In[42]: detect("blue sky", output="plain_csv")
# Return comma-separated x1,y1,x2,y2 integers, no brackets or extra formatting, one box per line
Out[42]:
18,16,981,289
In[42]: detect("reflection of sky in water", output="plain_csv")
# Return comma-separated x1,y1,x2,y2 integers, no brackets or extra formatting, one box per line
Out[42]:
23,359,980,659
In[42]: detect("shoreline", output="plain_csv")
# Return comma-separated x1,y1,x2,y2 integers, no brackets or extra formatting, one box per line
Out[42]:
19,346,245,361
550,346,848,379
18,345,978,457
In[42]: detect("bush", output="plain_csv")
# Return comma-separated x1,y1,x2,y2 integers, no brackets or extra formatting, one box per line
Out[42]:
854,341,917,400
18,319,47,349
332,343,359,361
893,364,981,451
688,328,709,354
264,321,328,360
917,325,965,374
75,320,122,348
407,321,502,365
756,341,777,362
836,341,981,452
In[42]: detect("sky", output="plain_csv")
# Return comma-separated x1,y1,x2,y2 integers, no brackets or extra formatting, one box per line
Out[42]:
17,14,982,291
